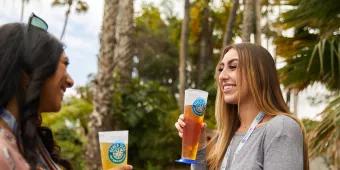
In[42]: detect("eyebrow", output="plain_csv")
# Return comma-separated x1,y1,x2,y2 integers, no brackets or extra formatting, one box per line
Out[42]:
220,58,238,65
228,58,238,65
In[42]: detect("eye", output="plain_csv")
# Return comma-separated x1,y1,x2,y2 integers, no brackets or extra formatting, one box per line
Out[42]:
64,58,70,66
217,63,224,72
228,61,238,70
228,64,237,70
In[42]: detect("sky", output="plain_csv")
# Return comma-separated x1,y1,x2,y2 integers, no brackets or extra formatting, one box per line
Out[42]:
0,0,329,120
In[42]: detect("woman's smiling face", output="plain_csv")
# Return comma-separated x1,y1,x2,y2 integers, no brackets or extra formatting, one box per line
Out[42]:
218,49,250,104
39,52,74,113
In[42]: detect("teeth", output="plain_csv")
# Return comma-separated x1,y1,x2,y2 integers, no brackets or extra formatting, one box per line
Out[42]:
223,85,235,92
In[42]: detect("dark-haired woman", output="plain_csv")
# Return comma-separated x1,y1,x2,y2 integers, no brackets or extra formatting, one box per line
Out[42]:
0,14,133,170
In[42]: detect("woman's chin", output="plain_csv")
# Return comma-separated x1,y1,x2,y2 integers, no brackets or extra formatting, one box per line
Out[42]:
223,96,238,104
48,104,62,113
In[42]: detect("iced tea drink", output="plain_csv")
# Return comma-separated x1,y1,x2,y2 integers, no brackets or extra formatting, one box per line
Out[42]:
177,89,208,164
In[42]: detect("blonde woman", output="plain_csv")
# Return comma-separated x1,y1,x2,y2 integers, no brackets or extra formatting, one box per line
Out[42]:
175,43,308,170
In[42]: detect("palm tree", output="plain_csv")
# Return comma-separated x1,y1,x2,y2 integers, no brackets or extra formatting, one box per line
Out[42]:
242,0,254,42
197,0,211,88
275,0,340,167
20,0,29,21
179,0,190,111
52,0,89,40
255,0,261,45
115,0,134,83
222,0,239,47
85,0,119,169
308,95,340,169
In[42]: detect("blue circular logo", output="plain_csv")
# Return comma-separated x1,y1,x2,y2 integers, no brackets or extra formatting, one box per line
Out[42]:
108,142,126,163
192,97,206,116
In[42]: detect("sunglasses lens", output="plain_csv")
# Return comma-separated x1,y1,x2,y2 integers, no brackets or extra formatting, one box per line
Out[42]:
30,16,48,31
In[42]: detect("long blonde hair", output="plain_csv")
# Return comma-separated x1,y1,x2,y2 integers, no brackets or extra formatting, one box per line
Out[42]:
206,43,309,170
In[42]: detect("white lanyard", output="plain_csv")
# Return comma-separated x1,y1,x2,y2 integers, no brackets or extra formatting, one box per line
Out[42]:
0,107,17,132
220,112,265,170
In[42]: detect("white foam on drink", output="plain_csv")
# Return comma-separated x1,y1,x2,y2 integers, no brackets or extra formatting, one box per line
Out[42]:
184,89,208,106
98,130,128,143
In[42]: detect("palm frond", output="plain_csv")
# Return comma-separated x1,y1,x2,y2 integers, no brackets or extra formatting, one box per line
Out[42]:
307,36,340,90
75,1,89,13
308,95,340,167
280,0,340,37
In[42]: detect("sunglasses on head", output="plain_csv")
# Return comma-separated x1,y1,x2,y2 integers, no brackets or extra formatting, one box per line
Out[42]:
28,13,48,31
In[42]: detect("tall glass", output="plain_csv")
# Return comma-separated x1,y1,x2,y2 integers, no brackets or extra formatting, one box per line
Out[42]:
176,89,208,164
99,131,128,170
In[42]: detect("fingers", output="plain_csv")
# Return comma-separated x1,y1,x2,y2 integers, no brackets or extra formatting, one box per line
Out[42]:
178,131,183,138
175,122,183,138
179,113,184,120
175,114,186,138
109,165,133,170
119,165,133,170
124,165,133,170
175,114,207,139
178,116,186,127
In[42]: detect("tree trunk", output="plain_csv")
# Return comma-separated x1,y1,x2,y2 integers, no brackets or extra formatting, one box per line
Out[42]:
255,0,261,45
286,88,291,110
86,0,119,169
115,0,134,84
222,0,239,48
293,89,299,115
241,0,254,42
20,0,25,21
60,1,72,40
197,0,210,88
179,0,190,112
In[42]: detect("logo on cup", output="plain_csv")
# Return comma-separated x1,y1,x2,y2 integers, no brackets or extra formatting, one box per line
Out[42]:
192,97,206,116
108,142,126,164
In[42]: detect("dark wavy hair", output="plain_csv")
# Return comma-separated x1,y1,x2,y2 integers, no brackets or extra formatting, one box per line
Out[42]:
0,23,72,170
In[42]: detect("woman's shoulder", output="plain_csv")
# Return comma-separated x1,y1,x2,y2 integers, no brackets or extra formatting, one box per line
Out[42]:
264,114,303,138
0,128,30,170
262,114,304,155
0,128,17,147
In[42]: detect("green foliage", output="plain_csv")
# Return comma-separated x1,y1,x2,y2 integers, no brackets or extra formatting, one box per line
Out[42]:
301,118,319,134
42,97,92,132
275,0,340,91
52,0,89,13
56,128,86,170
307,36,340,90
42,97,92,170
135,5,180,93
276,0,340,167
276,27,340,91
308,95,340,167
113,78,182,169
279,0,340,38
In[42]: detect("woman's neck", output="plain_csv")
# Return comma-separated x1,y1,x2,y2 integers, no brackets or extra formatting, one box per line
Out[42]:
237,99,261,132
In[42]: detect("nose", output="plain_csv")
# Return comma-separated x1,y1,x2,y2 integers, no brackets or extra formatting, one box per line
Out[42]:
66,73,74,88
219,68,230,81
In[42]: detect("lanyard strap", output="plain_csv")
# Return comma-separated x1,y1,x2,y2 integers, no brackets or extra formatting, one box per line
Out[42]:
220,112,265,170
0,107,17,132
